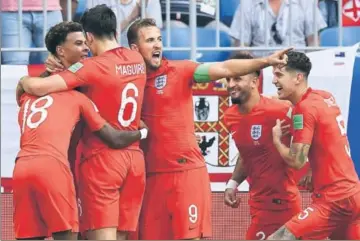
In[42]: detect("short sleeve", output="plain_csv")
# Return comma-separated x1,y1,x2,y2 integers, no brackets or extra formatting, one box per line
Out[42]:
183,60,200,85
77,93,106,132
292,103,317,145
303,0,327,37
57,59,100,89
229,0,252,45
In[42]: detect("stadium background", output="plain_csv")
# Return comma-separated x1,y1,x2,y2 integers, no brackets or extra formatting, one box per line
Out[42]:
1,0,360,240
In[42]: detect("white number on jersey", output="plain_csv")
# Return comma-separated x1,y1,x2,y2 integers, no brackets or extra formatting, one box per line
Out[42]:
188,204,198,224
118,83,139,127
297,207,314,220
256,231,266,240
336,115,351,157
22,96,54,133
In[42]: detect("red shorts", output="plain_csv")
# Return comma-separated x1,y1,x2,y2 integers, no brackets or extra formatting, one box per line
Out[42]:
139,166,212,240
13,156,78,239
286,191,360,239
246,201,301,240
79,149,145,232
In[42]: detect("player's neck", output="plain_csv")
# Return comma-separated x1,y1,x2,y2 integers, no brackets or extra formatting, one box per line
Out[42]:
60,58,72,69
94,39,119,55
290,85,309,105
238,92,261,114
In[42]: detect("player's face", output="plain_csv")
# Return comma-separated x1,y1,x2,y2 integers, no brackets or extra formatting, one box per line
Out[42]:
226,74,256,105
135,26,163,70
58,32,89,66
272,66,298,100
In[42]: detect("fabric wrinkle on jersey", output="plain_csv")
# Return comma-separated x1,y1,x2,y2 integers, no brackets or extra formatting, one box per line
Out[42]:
140,58,205,173
17,91,106,167
292,88,360,202
58,47,147,160
224,96,301,210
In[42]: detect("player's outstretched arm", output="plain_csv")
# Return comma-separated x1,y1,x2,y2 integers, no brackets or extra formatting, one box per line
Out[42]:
193,48,292,83
94,123,147,149
224,153,247,208
272,119,310,170
19,74,68,96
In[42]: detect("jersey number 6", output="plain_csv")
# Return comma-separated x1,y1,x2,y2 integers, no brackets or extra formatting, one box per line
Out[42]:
22,96,53,133
118,83,139,127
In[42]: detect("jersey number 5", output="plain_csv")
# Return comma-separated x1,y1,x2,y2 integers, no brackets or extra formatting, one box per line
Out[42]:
22,96,53,133
118,83,138,127
336,115,351,157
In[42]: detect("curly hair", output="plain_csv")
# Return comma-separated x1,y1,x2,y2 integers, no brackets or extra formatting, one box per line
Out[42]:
45,21,83,57
286,51,312,78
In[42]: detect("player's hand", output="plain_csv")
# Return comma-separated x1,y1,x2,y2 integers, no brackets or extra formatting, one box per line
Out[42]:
272,119,289,141
196,135,202,144
45,54,65,73
139,120,148,131
224,188,240,208
266,47,293,67
298,168,314,192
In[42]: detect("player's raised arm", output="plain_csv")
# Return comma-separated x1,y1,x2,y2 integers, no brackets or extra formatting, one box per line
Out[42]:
193,48,292,83
224,153,247,208
79,93,148,149
272,105,317,169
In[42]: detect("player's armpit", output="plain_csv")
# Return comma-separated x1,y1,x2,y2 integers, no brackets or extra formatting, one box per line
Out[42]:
94,123,142,149
20,74,68,96
274,141,310,170
267,225,297,240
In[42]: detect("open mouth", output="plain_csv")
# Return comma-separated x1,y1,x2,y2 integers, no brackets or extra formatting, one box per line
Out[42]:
152,51,161,59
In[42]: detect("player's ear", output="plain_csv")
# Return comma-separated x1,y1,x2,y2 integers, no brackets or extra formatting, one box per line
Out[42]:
56,46,64,58
130,43,139,52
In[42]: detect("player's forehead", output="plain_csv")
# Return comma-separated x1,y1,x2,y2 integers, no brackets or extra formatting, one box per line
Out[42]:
273,66,288,76
65,31,86,43
138,26,161,40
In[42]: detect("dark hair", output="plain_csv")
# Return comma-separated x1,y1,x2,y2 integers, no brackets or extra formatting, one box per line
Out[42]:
45,21,83,56
80,4,117,40
286,51,312,78
127,18,157,45
229,52,261,77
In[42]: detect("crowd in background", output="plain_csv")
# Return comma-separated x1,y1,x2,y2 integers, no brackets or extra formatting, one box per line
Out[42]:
0,0,355,64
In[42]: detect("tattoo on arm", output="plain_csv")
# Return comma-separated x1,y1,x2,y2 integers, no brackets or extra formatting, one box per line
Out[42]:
288,143,310,168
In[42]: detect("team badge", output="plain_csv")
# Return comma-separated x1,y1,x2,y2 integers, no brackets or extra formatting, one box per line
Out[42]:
250,125,262,140
154,75,167,89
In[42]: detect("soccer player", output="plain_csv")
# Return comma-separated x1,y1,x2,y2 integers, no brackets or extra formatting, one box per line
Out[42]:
14,88,147,240
17,5,147,240
125,18,291,240
223,53,302,240
268,51,360,240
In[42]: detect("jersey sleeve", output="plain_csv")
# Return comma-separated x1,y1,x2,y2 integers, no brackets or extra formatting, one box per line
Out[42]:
182,60,200,85
292,103,317,145
77,93,106,132
57,59,100,89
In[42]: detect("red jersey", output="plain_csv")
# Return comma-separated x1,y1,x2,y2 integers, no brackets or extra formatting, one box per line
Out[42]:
17,91,106,167
292,88,360,202
58,47,146,158
224,96,300,210
141,59,204,173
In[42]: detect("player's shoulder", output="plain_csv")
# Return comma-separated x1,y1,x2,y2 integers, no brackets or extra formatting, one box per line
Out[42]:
297,88,332,109
260,95,292,114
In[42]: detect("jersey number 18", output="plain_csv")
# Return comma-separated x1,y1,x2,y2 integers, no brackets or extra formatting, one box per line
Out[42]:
21,96,53,133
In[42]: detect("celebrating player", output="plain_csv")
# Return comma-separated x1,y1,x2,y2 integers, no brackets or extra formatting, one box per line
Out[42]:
14,87,147,240
223,53,302,240
125,18,291,240
268,51,360,240
17,5,147,240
